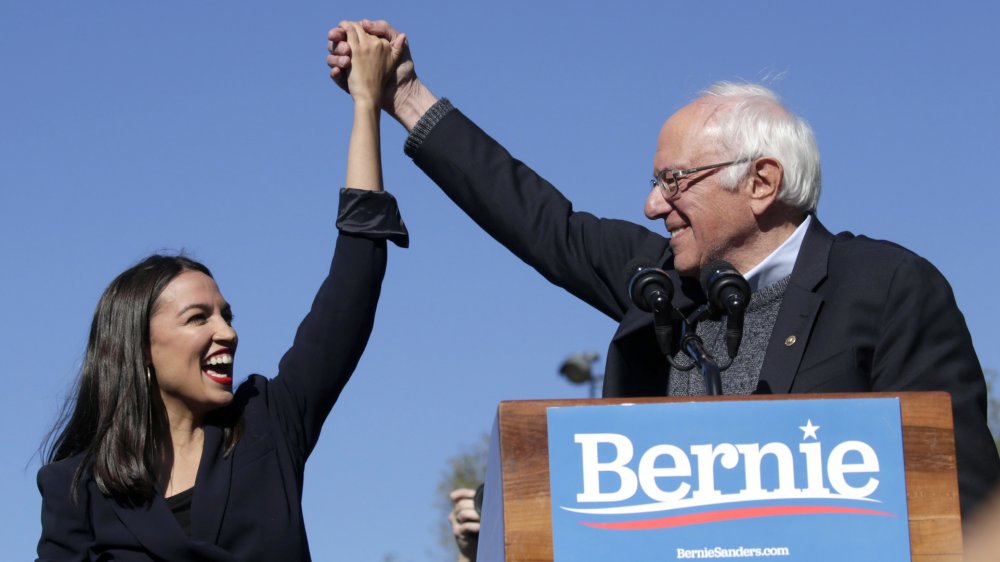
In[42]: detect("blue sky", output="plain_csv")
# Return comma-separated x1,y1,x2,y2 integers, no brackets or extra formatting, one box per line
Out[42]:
3,2,998,560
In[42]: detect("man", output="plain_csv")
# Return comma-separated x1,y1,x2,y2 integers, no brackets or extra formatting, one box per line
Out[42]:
328,20,999,521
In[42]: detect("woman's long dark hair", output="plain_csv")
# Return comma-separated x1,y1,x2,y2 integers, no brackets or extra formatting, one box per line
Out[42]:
44,254,242,506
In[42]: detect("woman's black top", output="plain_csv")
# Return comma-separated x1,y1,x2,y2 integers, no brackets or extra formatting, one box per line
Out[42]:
165,488,194,536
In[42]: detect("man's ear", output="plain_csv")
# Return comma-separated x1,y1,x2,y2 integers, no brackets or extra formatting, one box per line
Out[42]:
746,156,784,216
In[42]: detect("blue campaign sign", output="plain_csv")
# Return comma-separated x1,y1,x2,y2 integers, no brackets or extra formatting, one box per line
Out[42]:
546,398,910,561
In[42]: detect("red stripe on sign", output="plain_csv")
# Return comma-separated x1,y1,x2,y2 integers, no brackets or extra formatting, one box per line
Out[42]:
581,506,895,530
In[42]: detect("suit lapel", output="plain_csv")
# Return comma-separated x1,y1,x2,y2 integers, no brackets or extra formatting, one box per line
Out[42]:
109,486,192,560
758,217,833,394
191,422,233,544
109,424,233,559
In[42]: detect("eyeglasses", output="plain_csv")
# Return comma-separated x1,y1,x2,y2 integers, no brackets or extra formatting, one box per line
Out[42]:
650,158,750,201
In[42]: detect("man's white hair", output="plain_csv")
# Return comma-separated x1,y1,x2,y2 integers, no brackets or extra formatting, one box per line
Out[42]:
697,82,821,213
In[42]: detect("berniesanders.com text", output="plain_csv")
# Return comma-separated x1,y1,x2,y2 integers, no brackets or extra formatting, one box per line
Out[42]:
676,546,791,559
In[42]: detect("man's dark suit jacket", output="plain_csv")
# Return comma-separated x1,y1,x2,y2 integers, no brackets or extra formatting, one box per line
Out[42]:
409,106,999,519
36,191,405,561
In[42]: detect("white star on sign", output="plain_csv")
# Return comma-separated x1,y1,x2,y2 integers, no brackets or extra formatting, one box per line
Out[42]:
799,419,820,440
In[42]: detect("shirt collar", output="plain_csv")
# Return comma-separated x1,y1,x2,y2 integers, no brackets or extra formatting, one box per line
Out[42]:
742,214,812,293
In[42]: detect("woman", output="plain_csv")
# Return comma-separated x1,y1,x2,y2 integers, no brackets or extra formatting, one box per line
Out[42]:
36,22,406,561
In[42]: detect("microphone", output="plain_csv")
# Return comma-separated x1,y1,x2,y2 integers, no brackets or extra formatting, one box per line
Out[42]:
626,259,675,359
626,259,673,314
699,260,750,359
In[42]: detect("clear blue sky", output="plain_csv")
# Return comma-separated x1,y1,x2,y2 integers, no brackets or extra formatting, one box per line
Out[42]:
3,2,998,560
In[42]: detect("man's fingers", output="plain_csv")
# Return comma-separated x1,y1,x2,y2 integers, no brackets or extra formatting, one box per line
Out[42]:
455,506,479,522
327,26,347,42
339,20,362,48
328,40,351,56
326,54,351,70
332,20,404,59
389,32,407,64
451,516,480,535
450,488,477,501
361,19,400,40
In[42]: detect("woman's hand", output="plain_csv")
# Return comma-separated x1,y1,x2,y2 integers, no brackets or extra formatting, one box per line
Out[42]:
328,20,435,130
337,20,405,108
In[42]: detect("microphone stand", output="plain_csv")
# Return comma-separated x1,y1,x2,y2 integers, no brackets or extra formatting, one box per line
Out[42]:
681,331,723,396
675,305,727,396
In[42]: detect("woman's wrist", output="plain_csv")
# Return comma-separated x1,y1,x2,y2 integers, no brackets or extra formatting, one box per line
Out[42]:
351,96,381,113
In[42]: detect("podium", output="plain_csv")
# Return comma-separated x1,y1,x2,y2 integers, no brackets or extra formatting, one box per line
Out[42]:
478,392,962,561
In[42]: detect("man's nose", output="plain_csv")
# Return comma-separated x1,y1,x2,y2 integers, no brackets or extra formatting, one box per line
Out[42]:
644,187,672,219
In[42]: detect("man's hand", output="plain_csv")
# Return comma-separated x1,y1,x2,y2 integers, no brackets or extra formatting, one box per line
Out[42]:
449,488,480,562
326,27,352,93
328,19,437,130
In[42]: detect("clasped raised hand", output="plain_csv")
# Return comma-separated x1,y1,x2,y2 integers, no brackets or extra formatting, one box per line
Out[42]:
330,20,405,107
328,19,430,126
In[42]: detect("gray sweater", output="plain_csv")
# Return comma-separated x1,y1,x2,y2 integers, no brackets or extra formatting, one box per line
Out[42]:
669,275,791,396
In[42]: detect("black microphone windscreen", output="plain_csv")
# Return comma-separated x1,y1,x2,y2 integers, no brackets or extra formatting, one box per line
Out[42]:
624,258,654,286
700,260,736,293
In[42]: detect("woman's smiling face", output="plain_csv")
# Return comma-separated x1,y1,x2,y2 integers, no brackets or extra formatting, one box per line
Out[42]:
148,270,238,421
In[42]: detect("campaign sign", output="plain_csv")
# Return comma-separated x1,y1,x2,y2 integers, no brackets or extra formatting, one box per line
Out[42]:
546,398,910,561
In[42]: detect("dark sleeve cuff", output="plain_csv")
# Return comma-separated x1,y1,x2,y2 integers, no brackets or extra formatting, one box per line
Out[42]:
404,98,455,158
336,188,409,248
